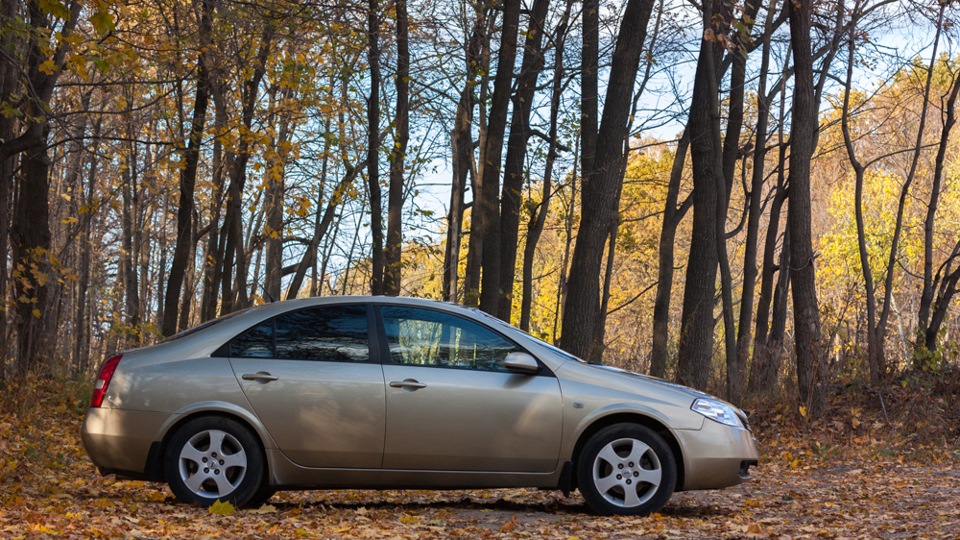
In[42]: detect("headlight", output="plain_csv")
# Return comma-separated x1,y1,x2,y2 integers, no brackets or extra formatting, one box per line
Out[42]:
691,398,743,427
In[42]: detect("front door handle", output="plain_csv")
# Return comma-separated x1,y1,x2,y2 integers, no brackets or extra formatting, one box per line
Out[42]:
242,372,279,382
389,379,427,390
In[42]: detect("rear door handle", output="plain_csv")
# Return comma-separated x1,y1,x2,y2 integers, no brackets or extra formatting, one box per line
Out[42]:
242,372,279,382
389,379,427,390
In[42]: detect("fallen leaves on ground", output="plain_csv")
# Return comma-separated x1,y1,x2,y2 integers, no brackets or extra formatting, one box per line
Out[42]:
1,380,958,539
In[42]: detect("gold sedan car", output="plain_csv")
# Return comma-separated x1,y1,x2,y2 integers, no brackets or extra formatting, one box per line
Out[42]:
82,296,758,515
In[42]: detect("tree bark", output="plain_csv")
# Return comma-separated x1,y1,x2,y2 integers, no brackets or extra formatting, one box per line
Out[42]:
497,0,551,320
736,0,778,398
787,0,825,416
560,0,655,359
443,6,486,303
7,0,81,372
464,10,497,306
264,82,295,302
677,0,727,391
520,0,572,332
649,130,690,378
367,0,384,295
918,50,960,357
477,0,521,315
162,0,213,336
384,0,410,297
581,0,598,178
220,26,273,314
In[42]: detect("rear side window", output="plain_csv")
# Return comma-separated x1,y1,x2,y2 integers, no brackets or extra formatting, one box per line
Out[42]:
230,305,370,362
231,321,273,357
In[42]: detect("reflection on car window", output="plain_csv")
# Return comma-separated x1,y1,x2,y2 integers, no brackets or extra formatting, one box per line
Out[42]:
471,307,584,363
230,305,370,361
231,321,273,358
381,306,518,372
275,305,369,362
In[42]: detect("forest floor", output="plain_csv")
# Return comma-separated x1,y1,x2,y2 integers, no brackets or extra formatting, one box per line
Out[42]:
1,377,959,539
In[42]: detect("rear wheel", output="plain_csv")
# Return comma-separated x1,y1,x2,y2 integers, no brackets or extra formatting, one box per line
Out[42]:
576,424,676,516
163,416,265,507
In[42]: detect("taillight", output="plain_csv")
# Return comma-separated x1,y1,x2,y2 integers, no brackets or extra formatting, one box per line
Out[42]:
91,354,123,408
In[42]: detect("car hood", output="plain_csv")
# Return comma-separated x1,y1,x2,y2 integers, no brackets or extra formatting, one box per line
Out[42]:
585,363,714,400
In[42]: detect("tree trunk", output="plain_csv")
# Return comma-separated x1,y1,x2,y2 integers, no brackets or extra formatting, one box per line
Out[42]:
121,133,141,347
200,89,228,322
497,0,551,320
384,0,410,297
918,53,960,358
787,0,825,416
264,81,295,301
0,0,16,376
5,0,81,373
736,0,778,397
162,0,212,336
443,8,485,302
559,0,655,359
464,10,496,306
221,27,273,314
926,242,960,352
649,130,690,378
581,0,598,178
367,0,384,295
287,161,367,299
720,0,764,404
677,0,727,391
520,0,572,332
476,0,521,315
73,119,101,374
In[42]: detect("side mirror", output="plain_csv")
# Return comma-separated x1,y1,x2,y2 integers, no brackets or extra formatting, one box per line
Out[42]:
503,352,540,374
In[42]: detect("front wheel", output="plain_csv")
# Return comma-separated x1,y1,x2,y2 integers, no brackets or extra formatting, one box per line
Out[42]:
576,424,677,516
163,416,265,507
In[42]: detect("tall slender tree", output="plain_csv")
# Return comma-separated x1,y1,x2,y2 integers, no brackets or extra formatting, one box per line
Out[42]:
787,0,826,415
384,0,410,296
676,0,729,391
497,0,551,320
560,0,655,360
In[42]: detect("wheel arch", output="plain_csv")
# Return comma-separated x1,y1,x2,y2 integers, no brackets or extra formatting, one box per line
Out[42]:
569,413,685,492
144,407,273,486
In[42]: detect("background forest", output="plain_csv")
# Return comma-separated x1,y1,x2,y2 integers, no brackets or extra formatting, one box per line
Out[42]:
1,0,959,415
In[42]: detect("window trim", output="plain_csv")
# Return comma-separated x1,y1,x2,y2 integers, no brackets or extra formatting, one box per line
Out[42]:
373,304,554,377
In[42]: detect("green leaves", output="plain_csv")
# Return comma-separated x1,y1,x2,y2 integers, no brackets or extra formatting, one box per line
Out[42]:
89,10,115,36
36,0,71,20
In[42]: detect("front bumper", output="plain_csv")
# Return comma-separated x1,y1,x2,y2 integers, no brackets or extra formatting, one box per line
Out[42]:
674,419,759,491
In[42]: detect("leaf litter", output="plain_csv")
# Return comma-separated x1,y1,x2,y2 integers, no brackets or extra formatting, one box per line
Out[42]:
1,379,958,539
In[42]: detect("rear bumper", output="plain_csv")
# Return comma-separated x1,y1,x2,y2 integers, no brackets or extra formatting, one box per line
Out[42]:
81,408,169,477
674,420,759,491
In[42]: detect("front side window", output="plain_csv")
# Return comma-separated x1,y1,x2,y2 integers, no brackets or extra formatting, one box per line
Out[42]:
380,306,519,372
230,305,370,362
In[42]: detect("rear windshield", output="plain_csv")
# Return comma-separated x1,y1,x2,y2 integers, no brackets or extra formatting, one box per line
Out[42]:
161,308,252,343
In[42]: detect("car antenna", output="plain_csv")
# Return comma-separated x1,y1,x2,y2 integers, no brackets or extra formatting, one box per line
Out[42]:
261,284,277,303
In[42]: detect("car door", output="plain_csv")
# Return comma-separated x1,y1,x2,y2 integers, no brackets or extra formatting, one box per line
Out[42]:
228,304,386,469
378,305,562,473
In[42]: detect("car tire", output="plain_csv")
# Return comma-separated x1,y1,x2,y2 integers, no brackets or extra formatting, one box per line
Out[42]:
576,423,677,516
163,416,265,507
